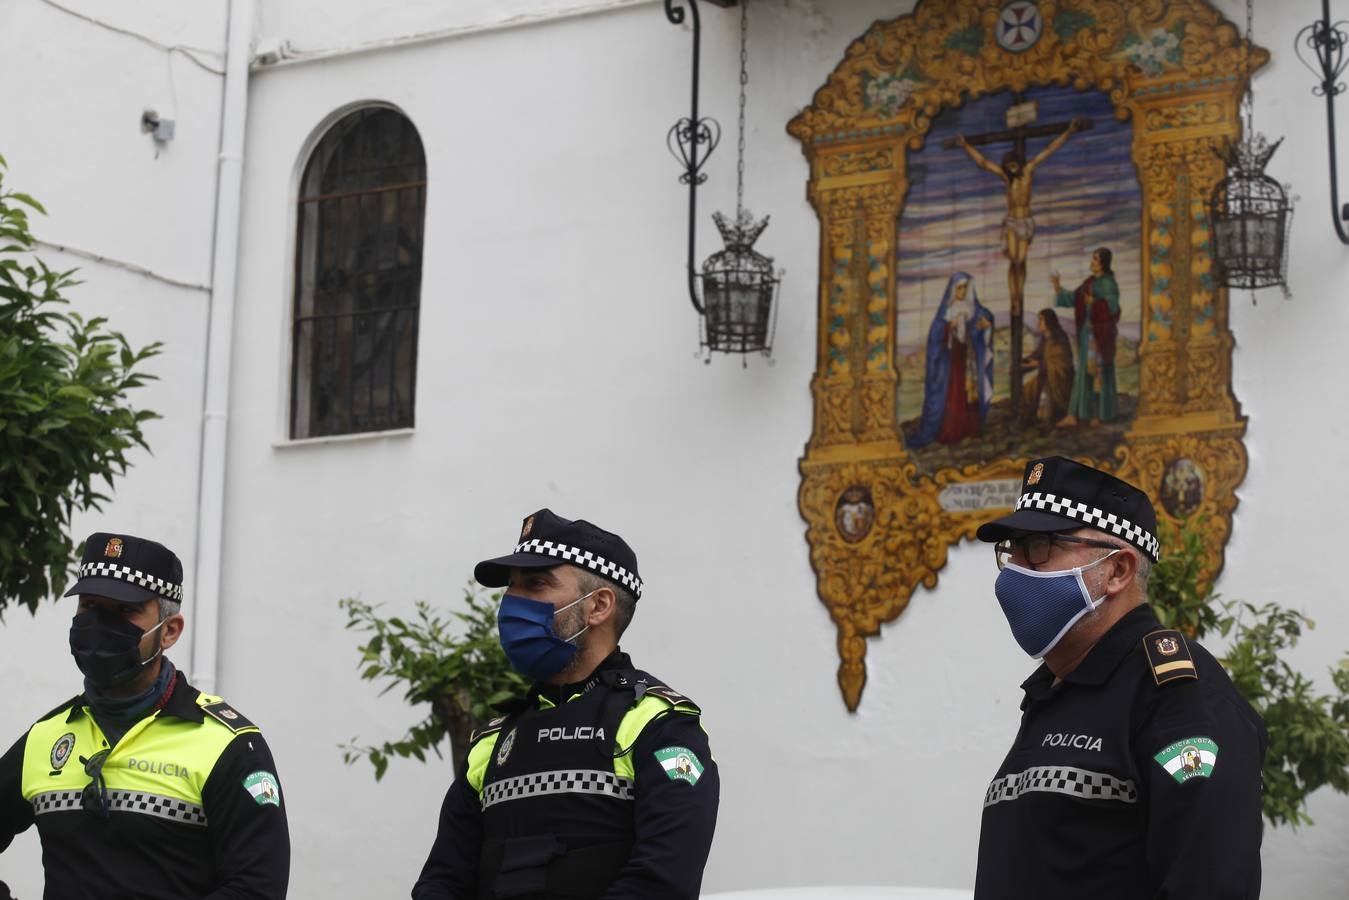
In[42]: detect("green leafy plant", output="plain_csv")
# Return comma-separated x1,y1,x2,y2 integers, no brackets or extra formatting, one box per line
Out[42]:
339,585,528,779
1148,520,1220,639
0,155,161,615
1151,519,1349,827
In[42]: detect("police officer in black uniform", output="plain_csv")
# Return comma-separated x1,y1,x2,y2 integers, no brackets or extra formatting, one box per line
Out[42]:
972,457,1266,898
412,509,719,900
0,532,290,899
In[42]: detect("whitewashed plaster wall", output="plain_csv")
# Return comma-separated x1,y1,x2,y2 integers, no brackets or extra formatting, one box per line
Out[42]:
1,0,1347,897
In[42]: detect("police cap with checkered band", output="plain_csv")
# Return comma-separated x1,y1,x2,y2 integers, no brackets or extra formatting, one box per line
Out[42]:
64,532,185,605
474,508,643,599
975,456,1161,563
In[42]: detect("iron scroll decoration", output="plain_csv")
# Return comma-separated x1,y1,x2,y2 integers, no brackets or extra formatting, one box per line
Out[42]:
1295,0,1349,244
664,0,722,314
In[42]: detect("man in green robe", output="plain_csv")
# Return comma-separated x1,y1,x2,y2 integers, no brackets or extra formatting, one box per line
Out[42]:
1052,247,1120,424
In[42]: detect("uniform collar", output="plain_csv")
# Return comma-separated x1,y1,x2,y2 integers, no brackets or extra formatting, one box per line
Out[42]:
533,648,632,706
1021,604,1161,696
66,669,204,724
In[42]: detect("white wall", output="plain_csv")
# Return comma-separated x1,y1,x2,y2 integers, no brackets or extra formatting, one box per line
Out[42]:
1,0,1346,897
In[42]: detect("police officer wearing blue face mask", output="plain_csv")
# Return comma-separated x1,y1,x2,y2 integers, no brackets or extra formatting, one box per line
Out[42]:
972,457,1267,899
412,509,719,900
0,532,290,900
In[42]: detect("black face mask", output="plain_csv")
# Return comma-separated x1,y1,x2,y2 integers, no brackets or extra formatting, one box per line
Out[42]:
69,608,165,689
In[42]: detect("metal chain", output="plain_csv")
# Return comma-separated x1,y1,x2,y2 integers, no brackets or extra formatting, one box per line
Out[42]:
736,0,749,220
1242,0,1254,126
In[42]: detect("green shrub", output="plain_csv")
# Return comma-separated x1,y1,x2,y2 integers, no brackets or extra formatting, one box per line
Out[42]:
0,155,161,615
339,585,527,778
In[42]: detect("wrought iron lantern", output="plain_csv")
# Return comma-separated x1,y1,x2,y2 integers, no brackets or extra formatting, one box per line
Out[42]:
700,209,780,354
1210,136,1293,292
665,0,782,362
1209,0,1293,296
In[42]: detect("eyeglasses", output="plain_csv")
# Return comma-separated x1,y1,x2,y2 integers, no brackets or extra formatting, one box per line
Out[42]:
994,533,1123,570
79,749,111,819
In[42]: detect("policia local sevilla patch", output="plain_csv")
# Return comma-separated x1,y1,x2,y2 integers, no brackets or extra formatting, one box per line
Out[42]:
243,771,282,807
655,746,704,785
1154,737,1219,784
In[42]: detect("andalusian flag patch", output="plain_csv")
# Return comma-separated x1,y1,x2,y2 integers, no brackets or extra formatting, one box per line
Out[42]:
1154,737,1219,783
654,746,704,785
243,770,282,807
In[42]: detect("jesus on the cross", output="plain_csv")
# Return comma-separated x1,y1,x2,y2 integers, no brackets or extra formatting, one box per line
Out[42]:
941,108,1091,423
954,118,1082,314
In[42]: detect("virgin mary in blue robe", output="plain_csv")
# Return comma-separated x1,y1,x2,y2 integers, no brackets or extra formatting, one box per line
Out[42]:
909,272,995,448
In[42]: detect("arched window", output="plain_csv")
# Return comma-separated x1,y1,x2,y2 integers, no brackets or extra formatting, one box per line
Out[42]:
291,107,426,439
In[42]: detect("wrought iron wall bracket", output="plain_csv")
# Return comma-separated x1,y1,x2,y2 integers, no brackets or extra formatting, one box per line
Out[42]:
665,0,729,313
1296,0,1349,244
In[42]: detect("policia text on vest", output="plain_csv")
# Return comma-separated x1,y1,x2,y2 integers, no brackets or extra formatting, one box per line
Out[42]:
413,508,720,899
412,653,719,899
0,531,290,899
0,675,290,899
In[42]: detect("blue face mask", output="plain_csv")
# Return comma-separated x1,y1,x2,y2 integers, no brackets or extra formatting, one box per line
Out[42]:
994,550,1118,658
497,590,597,682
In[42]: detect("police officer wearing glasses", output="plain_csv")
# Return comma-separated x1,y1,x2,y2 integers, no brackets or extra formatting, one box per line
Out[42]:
412,509,719,900
0,533,289,899
972,457,1266,899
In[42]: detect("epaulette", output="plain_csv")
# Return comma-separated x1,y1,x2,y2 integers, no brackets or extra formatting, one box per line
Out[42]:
642,683,701,714
1143,629,1199,686
41,696,83,724
201,700,257,733
470,715,509,745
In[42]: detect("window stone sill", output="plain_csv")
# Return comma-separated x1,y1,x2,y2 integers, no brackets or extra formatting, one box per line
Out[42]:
272,427,415,449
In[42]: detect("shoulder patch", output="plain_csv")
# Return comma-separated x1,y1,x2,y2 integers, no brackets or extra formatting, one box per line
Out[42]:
202,701,257,733
644,684,701,713
470,716,508,745
1143,629,1198,686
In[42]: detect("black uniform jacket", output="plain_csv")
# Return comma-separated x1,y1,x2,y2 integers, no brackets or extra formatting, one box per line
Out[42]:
412,651,719,900
975,604,1267,899
0,670,290,899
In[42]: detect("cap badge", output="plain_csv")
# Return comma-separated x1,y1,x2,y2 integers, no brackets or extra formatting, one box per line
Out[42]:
1155,636,1179,657
104,537,124,559
520,516,535,540
1026,463,1044,487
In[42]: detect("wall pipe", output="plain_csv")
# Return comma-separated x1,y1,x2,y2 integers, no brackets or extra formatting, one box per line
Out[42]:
191,0,255,694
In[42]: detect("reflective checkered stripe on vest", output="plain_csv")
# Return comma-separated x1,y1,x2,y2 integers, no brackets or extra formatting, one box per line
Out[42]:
983,765,1139,808
472,673,647,900
21,694,253,828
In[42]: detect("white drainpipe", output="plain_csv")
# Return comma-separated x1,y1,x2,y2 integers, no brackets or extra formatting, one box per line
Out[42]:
192,0,255,695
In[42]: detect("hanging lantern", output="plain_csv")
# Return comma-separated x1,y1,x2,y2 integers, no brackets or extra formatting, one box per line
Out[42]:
665,0,783,362
1209,0,1293,297
1210,135,1293,292
700,209,780,355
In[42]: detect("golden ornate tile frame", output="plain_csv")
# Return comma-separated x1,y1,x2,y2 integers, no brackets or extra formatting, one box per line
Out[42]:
788,0,1264,711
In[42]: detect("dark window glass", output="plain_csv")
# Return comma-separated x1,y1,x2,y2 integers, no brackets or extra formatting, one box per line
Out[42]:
291,108,426,439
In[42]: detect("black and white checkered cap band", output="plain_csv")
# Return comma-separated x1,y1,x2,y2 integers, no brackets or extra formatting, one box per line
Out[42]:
78,561,183,602
1016,492,1161,561
513,539,643,598
32,789,207,826
481,769,635,810
983,766,1138,808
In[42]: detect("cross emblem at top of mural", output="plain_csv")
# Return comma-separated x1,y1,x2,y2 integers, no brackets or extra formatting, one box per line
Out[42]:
997,1,1044,52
